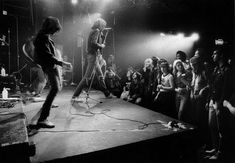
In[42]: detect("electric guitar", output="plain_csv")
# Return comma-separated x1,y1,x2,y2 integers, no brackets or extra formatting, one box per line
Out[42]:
22,43,41,68
96,30,109,70
96,29,109,56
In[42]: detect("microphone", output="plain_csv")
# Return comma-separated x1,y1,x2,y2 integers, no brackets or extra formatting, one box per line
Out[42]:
104,27,112,30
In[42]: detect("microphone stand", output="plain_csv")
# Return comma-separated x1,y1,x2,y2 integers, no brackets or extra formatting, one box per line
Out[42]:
70,36,78,86
8,29,11,74
79,35,85,78
70,53,76,86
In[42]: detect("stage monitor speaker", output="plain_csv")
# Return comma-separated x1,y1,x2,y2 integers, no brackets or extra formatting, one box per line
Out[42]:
0,112,31,163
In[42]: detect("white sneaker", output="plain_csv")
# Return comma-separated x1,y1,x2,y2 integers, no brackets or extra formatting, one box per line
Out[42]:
37,119,55,128
71,97,83,105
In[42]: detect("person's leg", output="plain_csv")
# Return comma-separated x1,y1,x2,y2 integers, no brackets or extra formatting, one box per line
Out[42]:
208,101,220,152
95,62,110,97
37,68,60,127
178,95,186,121
72,54,96,98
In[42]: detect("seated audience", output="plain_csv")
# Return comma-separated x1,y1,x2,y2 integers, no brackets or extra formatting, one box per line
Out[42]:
127,72,143,105
104,67,122,98
120,67,133,100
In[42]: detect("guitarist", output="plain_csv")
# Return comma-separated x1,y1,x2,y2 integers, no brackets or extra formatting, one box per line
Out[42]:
31,16,72,128
71,18,111,103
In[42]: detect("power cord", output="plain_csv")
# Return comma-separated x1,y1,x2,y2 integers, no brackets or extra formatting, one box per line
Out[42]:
39,105,164,134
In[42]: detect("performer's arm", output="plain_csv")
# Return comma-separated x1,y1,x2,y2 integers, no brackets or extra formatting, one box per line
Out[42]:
90,29,105,49
223,100,235,116
35,37,72,69
35,36,63,66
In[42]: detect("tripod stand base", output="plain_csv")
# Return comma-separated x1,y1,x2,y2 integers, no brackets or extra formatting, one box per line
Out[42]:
85,94,103,103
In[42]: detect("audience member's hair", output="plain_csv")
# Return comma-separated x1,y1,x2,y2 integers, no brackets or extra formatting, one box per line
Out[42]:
176,51,187,62
172,59,185,75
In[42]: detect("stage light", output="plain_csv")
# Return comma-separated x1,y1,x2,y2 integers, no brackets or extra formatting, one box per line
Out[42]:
103,0,113,3
191,33,199,41
215,39,224,45
176,33,184,39
94,13,102,18
71,0,78,5
160,33,165,37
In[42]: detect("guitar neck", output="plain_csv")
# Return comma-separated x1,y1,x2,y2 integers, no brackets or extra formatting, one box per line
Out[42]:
101,31,109,45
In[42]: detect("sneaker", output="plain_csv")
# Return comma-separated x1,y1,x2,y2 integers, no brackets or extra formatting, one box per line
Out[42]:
37,119,55,128
27,127,38,137
209,151,222,161
204,148,217,155
51,104,59,108
71,97,83,105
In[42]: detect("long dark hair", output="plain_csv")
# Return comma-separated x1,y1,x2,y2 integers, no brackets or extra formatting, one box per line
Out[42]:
91,18,106,30
40,16,62,35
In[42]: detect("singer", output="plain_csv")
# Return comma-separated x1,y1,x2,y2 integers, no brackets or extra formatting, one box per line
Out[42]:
71,18,112,103
31,16,72,128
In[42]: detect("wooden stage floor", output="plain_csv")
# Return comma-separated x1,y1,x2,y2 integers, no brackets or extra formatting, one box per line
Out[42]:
23,87,196,163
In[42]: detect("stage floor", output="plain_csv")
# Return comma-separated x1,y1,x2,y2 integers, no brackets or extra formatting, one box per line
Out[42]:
23,87,195,163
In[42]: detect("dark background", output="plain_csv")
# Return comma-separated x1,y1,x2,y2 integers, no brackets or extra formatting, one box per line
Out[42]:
0,0,234,84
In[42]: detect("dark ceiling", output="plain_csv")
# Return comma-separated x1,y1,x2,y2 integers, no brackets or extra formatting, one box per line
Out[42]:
1,0,233,44
0,0,234,80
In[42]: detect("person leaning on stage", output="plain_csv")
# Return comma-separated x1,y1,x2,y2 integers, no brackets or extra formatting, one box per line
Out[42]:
71,18,112,103
23,35,47,97
31,16,72,128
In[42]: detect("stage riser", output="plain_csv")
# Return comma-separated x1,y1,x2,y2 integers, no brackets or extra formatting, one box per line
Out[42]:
47,130,197,163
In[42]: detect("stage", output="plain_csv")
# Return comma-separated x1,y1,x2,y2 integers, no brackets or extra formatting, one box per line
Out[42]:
22,87,196,163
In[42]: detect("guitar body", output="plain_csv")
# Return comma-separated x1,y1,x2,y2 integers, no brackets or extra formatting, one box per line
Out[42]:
22,43,41,68
55,48,64,90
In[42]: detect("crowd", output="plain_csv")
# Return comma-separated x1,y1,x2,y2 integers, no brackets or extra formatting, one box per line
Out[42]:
103,46,235,161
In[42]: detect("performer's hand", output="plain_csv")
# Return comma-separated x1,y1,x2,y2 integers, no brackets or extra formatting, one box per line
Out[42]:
223,100,230,108
101,44,105,48
157,84,163,90
62,61,72,70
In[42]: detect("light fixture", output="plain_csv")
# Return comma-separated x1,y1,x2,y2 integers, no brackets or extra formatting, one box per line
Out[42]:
191,33,199,41
71,0,78,5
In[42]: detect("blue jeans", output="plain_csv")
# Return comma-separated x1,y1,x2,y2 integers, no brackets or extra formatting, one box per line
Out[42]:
72,54,109,98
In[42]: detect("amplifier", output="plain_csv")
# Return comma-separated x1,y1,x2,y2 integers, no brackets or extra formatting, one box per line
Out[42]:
0,99,31,163
0,112,31,163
